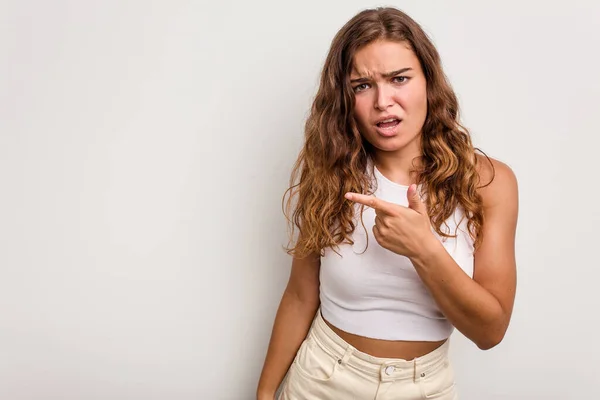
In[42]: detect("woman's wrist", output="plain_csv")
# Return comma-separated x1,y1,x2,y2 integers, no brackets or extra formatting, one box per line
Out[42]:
257,391,275,400
256,386,276,400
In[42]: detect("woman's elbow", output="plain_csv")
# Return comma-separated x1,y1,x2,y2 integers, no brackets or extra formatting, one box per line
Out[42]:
476,334,504,350
476,323,509,350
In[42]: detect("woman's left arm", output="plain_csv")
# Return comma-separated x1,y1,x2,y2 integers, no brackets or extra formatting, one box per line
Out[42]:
410,158,518,350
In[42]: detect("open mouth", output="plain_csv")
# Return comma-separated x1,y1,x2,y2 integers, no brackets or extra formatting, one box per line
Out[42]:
376,119,401,128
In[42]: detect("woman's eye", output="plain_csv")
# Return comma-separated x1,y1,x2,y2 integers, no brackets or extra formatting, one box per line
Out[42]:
353,77,408,93
353,83,369,93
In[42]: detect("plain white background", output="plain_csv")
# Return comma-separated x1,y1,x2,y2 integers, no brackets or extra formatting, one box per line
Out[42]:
1,1,599,399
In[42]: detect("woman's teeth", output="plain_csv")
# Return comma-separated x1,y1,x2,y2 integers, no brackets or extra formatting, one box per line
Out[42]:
377,119,400,128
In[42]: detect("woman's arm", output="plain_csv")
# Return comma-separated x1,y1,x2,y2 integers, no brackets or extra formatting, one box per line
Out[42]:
410,157,518,349
256,252,321,399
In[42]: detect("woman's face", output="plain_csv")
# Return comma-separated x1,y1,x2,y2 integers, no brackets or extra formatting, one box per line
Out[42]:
350,40,428,157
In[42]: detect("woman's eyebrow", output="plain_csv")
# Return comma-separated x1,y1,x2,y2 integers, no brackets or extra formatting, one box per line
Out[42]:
350,67,413,83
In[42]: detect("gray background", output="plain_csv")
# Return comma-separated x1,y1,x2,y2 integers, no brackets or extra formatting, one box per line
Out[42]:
1,0,599,399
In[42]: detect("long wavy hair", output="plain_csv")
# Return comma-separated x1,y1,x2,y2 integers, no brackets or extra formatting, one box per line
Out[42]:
282,7,494,259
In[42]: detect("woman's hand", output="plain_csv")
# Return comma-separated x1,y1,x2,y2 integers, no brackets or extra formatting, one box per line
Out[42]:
345,184,437,259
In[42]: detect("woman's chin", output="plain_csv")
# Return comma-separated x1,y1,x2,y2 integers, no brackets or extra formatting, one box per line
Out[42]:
371,134,421,153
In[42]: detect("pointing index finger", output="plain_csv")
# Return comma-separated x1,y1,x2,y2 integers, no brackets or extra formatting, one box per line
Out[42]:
345,192,393,214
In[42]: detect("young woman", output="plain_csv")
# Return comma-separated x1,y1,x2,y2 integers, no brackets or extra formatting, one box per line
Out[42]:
257,7,518,400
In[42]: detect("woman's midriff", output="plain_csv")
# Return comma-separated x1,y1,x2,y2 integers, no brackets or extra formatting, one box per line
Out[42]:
323,317,447,360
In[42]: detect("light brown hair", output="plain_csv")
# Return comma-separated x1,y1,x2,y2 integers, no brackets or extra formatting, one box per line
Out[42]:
283,7,493,258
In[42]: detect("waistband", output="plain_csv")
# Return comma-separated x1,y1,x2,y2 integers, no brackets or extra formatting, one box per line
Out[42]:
310,309,451,382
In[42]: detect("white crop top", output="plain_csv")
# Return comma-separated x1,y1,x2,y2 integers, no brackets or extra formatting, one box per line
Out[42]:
319,164,475,341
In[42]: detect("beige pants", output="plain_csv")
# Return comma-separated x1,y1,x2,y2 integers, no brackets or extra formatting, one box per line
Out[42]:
279,310,458,400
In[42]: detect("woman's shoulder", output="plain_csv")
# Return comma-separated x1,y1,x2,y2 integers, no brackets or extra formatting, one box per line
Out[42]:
474,153,518,209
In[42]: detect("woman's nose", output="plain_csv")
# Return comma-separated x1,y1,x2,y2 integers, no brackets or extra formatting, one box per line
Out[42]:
374,86,394,110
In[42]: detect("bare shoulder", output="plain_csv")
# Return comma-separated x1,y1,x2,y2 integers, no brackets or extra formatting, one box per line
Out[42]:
475,153,518,210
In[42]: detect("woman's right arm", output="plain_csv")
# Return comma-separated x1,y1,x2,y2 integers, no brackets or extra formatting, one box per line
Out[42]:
256,252,321,400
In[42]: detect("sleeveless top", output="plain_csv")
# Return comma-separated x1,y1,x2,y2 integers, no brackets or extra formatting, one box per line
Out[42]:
319,163,475,341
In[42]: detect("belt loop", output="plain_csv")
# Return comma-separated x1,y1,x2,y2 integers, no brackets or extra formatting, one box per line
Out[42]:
413,359,417,382
338,345,353,366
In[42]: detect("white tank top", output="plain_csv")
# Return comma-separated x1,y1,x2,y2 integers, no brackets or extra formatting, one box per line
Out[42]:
319,164,475,341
